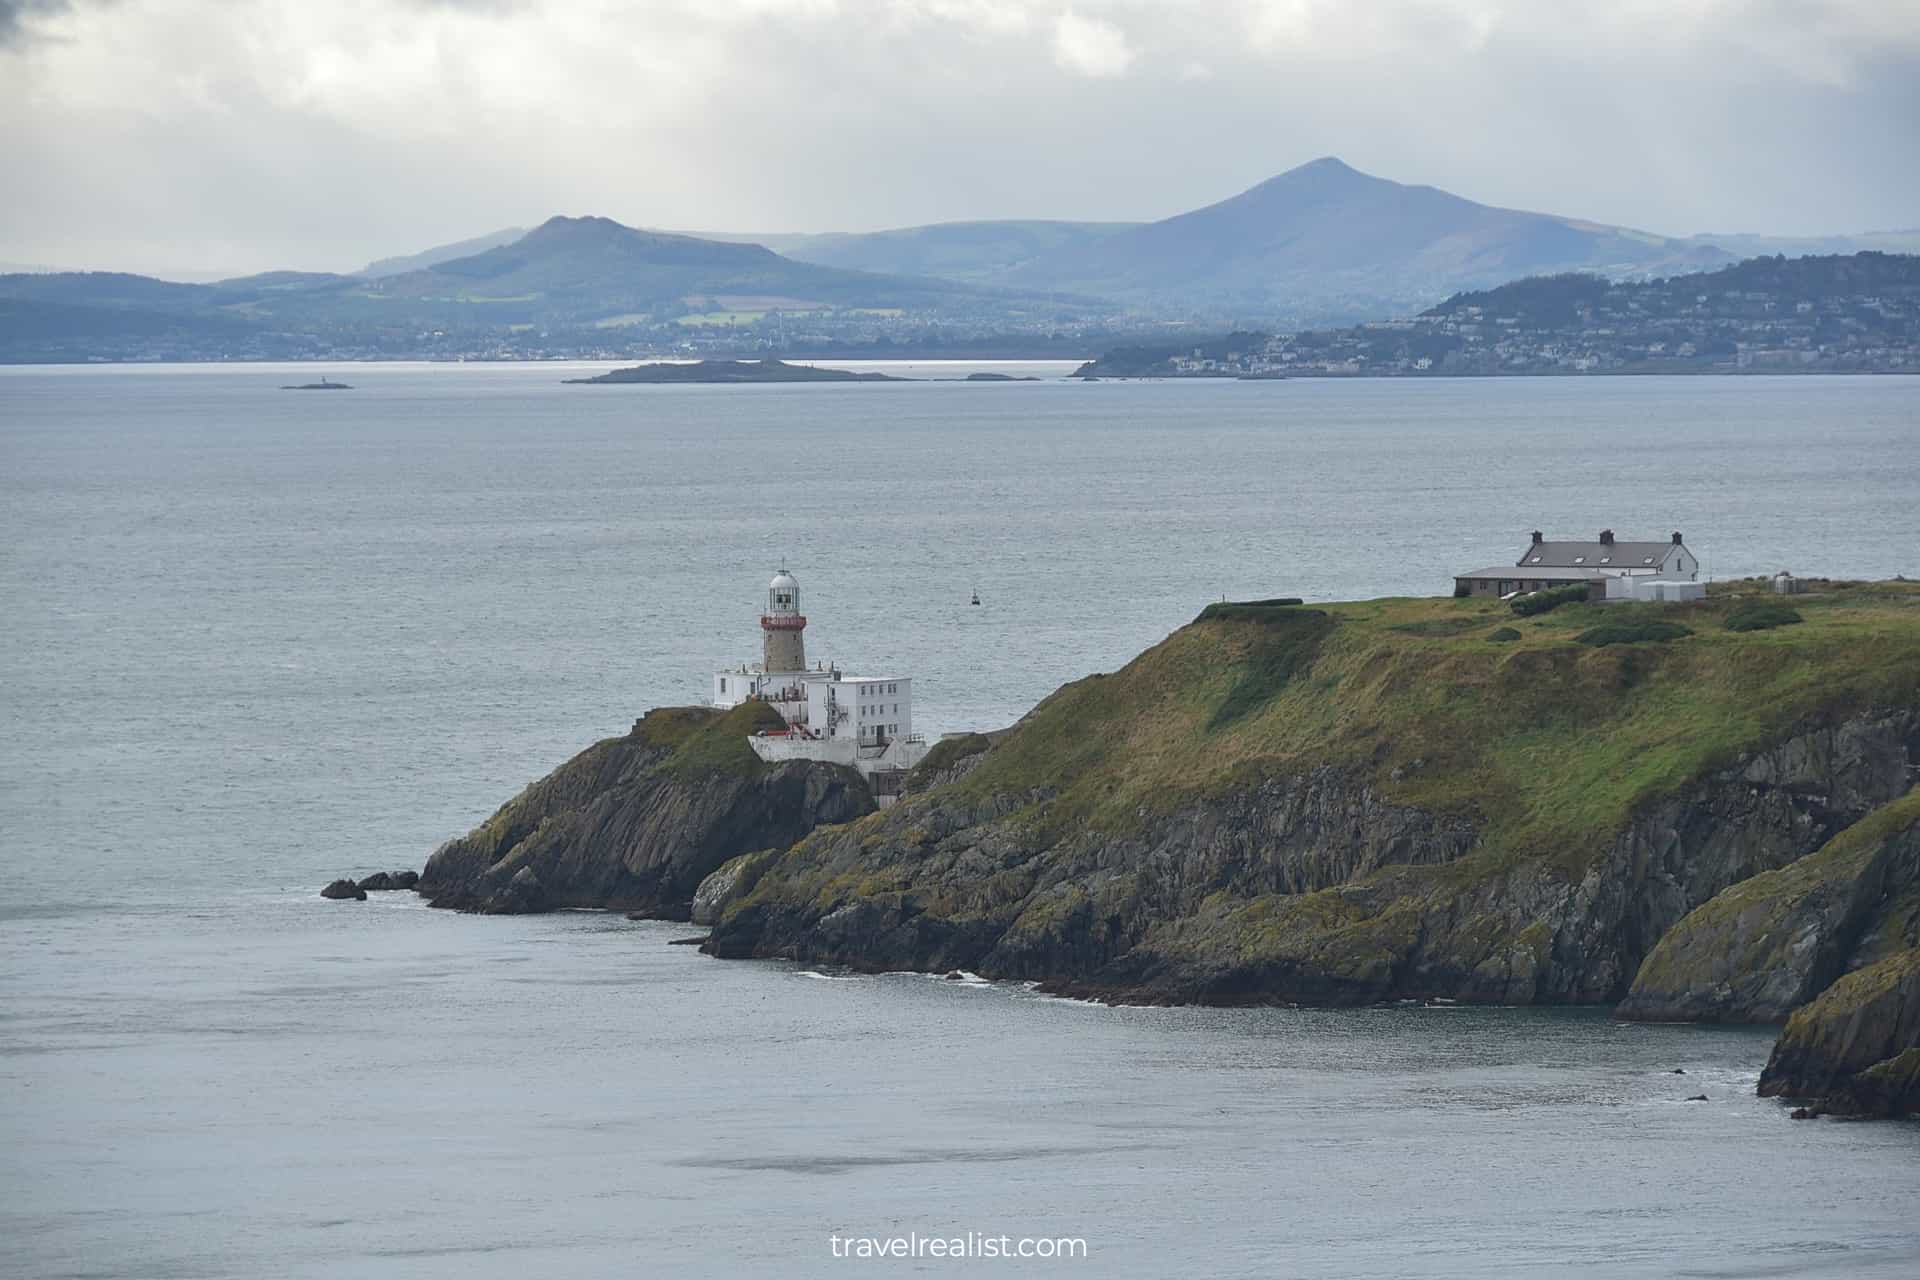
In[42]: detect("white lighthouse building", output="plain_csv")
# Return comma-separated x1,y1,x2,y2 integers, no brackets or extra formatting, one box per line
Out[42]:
713,568,929,801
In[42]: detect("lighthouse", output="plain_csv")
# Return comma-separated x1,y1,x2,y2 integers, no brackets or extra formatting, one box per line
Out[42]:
711,567,932,802
762,569,807,673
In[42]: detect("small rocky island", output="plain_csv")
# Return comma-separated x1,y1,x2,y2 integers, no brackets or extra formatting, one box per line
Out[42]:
564,359,910,384
357,579,1920,1119
281,377,352,390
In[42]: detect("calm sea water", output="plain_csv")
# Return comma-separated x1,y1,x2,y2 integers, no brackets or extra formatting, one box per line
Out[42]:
2,364,1917,1278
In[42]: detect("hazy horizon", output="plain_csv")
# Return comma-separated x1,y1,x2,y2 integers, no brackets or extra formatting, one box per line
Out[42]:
4,0,1918,278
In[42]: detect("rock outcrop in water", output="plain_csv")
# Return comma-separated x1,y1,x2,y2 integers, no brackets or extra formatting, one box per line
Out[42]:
1617,789,1920,1023
417,703,873,918
1757,949,1920,1116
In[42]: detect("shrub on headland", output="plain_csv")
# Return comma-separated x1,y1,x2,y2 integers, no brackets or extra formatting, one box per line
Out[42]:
1725,604,1804,632
1510,583,1591,616
1575,621,1693,647
1488,626,1522,643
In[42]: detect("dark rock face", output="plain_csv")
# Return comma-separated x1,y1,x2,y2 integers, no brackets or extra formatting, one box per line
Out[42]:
690,850,778,926
477,866,548,915
1758,949,1920,1116
419,707,874,919
356,870,420,892
706,710,1920,1008
1618,792,1920,1023
321,879,367,901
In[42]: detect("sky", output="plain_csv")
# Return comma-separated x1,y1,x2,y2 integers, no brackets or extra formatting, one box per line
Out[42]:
3,0,1918,277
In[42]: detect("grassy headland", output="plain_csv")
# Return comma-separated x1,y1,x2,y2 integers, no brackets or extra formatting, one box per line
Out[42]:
710,580,1920,1014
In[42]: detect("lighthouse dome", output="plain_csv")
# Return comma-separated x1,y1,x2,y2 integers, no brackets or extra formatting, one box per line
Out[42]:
767,569,801,617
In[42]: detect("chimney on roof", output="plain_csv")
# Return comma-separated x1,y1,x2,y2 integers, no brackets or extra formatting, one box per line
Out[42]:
1599,529,1614,546
1531,530,1543,545
1673,531,1683,545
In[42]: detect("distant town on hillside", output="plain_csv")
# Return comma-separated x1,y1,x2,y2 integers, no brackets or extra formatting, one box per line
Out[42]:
1072,254,1920,378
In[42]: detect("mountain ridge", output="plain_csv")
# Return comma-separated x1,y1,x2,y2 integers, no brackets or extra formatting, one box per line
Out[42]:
6,160,1915,359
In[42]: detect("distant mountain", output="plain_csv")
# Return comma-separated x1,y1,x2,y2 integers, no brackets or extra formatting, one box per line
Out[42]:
740,221,1139,285
998,157,1734,324
748,158,1741,326
10,175,1914,361
351,215,1061,324
357,228,527,278
0,216,1087,361
1680,229,1920,259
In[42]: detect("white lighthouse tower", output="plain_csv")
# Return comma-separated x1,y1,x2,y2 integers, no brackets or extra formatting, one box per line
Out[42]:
710,567,932,803
762,569,807,673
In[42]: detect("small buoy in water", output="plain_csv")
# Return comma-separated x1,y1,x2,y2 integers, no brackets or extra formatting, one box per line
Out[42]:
970,590,981,606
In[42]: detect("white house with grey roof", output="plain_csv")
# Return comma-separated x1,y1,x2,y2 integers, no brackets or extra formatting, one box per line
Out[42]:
1454,530,1698,600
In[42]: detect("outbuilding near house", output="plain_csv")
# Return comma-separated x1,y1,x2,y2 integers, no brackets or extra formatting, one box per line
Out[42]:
1454,530,1699,599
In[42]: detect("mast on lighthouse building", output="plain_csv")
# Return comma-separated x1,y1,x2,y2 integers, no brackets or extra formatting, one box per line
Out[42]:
762,569,807,673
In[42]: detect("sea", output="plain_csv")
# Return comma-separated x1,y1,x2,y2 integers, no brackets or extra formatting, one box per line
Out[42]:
2,362,1917,1279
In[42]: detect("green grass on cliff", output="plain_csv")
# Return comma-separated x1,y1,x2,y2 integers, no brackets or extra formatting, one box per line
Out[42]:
640,701,787,779
950,580,1920,872
908,732,992,782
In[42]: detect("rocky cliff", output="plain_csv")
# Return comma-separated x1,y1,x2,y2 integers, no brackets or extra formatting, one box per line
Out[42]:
418,703,873,917
421,583,1920,1115
1758,948,1920,1115
1617,788,1920,1023
698,587,1920,1038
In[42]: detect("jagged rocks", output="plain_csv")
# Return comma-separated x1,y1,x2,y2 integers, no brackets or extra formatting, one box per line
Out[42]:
691,850,776,926
477,866,548,915
357,870,420,892
419,705,874,918
1758,948,1920,1116
1618,790,1920,1022
707,710,1920,1007
320,879,366,901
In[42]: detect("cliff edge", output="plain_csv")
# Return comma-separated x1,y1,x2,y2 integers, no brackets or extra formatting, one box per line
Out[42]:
417,581,1920,1115
700,584,1920,1025
418,703,873,918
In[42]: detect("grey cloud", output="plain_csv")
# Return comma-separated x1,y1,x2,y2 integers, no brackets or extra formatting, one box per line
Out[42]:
1,0,1916,275
1,0,70,46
